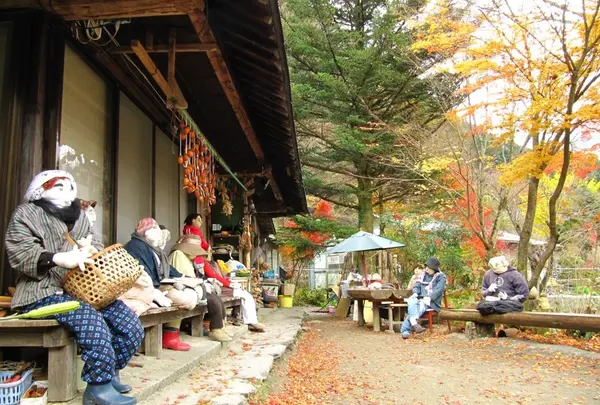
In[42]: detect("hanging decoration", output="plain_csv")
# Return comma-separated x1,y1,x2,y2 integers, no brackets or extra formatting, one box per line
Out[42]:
175,110,247,208
218,178,233,216
177,121,217,205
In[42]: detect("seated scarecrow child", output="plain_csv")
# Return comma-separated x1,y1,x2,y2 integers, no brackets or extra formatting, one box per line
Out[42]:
476,256,529,315
182,213,266,333
5,170,143,405
401,257,447,339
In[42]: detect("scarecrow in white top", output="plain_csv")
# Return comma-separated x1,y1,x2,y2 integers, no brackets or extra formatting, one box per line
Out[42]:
5,170,143,405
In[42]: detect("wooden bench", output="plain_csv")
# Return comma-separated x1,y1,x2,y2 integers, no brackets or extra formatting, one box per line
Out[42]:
140,304,207,358
221,296,242,320
0,319,77,402
440,309,600,337
0,303,208,402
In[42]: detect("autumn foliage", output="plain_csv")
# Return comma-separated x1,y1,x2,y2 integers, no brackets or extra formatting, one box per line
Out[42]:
277,201,355,262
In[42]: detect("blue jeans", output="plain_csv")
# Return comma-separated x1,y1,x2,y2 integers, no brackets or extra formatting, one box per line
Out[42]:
401,296,428,333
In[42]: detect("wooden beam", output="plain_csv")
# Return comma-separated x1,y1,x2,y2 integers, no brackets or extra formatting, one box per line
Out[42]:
130,39,188,109
112,43,217,54
440,309,600,333
166,29,187,110
0,0,41,9
39,0,203,21
188,4,287,203
264,167,284,202
188,7,265,163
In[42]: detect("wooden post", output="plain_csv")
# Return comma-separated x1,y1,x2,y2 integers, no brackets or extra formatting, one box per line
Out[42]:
361,252,368,286
372,301,381,332
190,313,204,337
475,323,496,338
47,340,77,402
357,300,365,326
144,324,163,358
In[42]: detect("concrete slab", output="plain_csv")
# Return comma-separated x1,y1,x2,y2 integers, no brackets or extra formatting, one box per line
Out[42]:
137,307,306,405
53,325,248,405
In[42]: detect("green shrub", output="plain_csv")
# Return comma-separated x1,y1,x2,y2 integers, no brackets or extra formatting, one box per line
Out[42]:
294,288,331,307
447,290,477,309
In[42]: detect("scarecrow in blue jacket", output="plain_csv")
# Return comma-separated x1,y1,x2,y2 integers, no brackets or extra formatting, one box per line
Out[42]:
401,257,447,339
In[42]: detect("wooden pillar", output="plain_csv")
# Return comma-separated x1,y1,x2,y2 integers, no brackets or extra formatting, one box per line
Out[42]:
1,11,64,293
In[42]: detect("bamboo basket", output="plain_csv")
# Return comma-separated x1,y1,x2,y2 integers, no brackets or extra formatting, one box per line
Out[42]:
62,243,142,310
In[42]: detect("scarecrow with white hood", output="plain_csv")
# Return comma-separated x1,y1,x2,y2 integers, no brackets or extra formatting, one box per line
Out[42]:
476,256,529,315
4,170,143,405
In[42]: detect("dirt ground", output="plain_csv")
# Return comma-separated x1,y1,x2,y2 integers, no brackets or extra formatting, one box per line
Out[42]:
251,314,600,405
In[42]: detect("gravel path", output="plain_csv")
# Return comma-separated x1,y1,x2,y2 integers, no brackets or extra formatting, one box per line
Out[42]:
253,315,600,405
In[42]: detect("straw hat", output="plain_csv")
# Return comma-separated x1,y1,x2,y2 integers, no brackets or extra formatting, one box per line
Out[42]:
171,234,208,257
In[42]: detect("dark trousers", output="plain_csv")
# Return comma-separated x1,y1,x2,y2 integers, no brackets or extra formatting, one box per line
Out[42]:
24,294,144,384
205,292,226,329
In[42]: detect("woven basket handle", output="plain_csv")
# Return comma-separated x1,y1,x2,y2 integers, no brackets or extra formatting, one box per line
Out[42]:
64,232,82,248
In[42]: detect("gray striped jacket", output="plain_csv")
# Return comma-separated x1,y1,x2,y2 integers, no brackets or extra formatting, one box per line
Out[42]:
5,203,103,308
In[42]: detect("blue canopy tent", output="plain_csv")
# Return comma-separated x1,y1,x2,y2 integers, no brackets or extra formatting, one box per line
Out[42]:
329,231,404,284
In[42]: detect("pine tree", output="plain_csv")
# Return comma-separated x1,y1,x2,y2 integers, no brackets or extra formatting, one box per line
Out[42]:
282,0,459,231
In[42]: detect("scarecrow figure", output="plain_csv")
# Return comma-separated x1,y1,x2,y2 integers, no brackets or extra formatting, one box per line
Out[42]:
5,170,142,405
476,256,529,315
401,257,447,339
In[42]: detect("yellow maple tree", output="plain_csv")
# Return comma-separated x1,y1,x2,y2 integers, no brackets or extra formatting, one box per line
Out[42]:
413,0,600,288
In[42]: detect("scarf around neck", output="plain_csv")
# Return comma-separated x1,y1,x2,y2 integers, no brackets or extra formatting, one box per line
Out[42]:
34,198,82,231
131,233,170,280
418,271,441,295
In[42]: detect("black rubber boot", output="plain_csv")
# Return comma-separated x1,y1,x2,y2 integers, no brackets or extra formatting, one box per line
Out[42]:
83,383,136,405
111,371,132,394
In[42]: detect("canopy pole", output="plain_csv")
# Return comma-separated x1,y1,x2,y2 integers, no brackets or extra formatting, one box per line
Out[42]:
361,252,369,286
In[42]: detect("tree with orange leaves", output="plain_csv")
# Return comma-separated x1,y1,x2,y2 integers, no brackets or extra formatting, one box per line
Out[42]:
276,201,356,281
412,0,600,289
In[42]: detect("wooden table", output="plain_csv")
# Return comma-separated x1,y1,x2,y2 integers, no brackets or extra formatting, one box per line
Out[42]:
347,289,412,332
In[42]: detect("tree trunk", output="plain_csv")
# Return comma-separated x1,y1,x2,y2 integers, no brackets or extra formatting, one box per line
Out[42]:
517,177,540,274
529,131,571,290
357,177,374,233
358,193,374,232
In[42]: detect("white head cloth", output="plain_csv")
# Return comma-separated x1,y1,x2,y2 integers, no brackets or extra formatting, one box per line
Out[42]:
489,255,510,274
23,170,77,203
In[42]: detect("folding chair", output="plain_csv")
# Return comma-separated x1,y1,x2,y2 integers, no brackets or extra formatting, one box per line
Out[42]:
419,289,451,332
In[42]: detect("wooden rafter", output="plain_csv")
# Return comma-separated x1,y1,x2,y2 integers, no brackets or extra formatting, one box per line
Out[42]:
112,43,216,54
188,3,284,202
39,0,203,21
130,39,188,109
188,6,264,162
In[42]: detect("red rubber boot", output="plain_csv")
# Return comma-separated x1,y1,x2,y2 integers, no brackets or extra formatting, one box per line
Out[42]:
162,329,191,351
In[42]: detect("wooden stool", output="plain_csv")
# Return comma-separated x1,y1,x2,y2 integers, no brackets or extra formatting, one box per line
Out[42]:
388,303,408,333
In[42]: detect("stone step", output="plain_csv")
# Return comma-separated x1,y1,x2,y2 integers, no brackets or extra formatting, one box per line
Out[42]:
138,308,306,405
52,325,248,405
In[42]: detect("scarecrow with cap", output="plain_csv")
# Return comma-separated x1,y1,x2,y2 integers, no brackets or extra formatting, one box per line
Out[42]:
476,256,529,315
5,170,143,405
401,257,447,339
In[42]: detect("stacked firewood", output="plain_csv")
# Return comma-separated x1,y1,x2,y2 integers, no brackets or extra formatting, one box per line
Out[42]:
250,267,263,309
